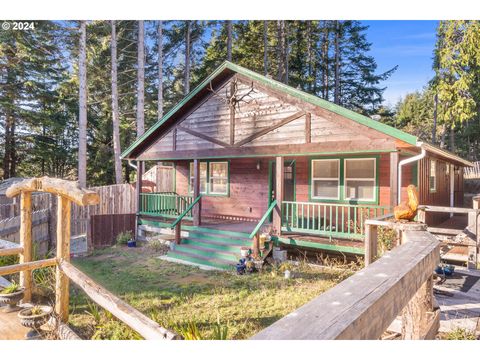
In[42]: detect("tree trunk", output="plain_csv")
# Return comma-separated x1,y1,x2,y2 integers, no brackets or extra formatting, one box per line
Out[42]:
277,20,286,82
226,20,232,61
440,123,447,149
136,20,145,138
78,21,87,188
263,20,268,76
334,20,341,105
450,123,455,152
111,21,122,184
432,93,438,144
284,21,289,85
157,21,164,120
322,21,330,100
306,21,313,92
184,21,191,95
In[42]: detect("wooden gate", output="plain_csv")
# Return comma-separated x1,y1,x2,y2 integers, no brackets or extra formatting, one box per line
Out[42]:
156,164,175,192
90,213,135,248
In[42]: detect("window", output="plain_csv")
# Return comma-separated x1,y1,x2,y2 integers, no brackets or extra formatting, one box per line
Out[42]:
209,162,228,195
189,162,207,194
311,159,340,200
344,158,376,201
429,160,437,192
189,161,229,196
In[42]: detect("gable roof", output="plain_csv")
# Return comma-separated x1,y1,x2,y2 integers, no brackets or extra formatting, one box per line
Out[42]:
121,61,419,160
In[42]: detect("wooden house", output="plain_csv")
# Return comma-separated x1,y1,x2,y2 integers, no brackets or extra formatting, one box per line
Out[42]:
121,62,473,269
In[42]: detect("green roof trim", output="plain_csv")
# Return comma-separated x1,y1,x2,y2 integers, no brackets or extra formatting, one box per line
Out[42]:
122,61,417,159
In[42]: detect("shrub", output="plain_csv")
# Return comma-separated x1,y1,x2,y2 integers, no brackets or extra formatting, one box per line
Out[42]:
444,328,477,340
116,231,133,246
0,281,21,294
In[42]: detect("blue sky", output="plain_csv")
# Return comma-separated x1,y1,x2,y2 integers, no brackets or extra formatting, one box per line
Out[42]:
363,20,438,107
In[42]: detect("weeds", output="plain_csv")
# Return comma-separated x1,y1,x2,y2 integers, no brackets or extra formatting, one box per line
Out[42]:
0,281,21,294
443,328,477,340
116,231,133,246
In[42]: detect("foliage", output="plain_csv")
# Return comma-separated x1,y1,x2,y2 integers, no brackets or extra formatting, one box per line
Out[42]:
116,230,133,245
146,239,168,253
443,327,477,340
0,281,21,294
377,227,397,256
68,246,349,339
0,254,18,267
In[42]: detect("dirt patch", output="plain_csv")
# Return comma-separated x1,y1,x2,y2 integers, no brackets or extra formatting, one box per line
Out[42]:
169,272,216,285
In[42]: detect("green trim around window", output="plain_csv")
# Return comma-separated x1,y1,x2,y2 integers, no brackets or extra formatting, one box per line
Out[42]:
188,160,230,197
308,155,380,205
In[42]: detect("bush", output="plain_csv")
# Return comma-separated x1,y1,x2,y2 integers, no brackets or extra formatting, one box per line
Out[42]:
444,328,477,340
116,231,133,246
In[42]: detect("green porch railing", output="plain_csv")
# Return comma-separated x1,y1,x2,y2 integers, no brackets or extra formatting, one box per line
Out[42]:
139,192,194,220
249,199,278,239
281,201,390,240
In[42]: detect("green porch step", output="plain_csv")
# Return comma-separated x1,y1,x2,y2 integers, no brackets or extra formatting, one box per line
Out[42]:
172,244,240,262
182,238,246,253
186,226,250,239
166,249,236,270
187,231,251,247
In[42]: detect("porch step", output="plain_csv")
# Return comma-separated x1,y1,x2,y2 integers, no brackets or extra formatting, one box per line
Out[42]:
164,225,251,270
166,249,236,270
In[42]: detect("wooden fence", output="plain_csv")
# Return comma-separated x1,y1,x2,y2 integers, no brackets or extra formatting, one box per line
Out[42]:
0,209,50,257
0,193,51,218
90,214,135,248
70,183,136,236
464,161,480,179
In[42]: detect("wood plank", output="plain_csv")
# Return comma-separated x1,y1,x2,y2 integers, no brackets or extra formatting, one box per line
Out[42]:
273,157,284,235
252,230,439,340
0,258,57,277
305,112,311,143
0,246,23,257
192,159,201,226
19,191,32,303
177,125,232,148
234,111,305,147
390,152,399,207
55,196,71,322
58,260,179,340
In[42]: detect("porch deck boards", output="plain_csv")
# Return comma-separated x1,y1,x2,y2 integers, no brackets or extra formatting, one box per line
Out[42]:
280,233,364,249
0,304,30,340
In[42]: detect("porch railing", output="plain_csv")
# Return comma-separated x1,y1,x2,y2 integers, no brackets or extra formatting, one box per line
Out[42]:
139,192,194,220
282,201,390,240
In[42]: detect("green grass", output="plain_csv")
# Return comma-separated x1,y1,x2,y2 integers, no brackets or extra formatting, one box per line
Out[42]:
68,245,354,340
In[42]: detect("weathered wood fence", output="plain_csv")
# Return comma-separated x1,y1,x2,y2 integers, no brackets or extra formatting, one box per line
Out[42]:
464,161,480,179
90,213,136,248
253,225,440,340
0,177,178,340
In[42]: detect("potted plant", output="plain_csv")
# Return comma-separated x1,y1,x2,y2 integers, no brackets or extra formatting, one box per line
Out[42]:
18,305,53,339
0,282,25,313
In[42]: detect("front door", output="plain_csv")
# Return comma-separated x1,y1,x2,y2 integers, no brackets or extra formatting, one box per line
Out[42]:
268,160,296,220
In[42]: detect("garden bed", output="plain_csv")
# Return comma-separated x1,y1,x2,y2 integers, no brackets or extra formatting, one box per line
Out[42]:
69,243,356,340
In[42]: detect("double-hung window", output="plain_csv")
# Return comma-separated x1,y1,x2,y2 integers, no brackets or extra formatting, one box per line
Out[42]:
344,158,376,201
209,162,228,195
311,159,340,200
429,159,437,192
189,161,229,196
189,162,207,194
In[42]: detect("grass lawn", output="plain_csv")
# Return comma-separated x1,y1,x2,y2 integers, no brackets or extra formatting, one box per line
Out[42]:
68,243,356,340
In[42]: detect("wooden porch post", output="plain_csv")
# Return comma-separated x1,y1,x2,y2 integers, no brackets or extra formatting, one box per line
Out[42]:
390,151,399,209
273,156,284,235
364,223,378,266
135,160,143,240
193,159,202,226
19,191,33,303
468,195,479,269
55,195,72,322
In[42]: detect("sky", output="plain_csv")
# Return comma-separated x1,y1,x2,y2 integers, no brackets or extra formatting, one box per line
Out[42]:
363,20,439,107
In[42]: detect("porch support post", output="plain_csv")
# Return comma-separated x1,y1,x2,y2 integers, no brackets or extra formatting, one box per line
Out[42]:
135,160,143,240
273,156,284,235
193,159,202,226
390,151,399,208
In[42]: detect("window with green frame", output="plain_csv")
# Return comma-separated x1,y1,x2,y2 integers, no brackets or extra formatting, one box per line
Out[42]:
189,161,229,196
310,157,378,203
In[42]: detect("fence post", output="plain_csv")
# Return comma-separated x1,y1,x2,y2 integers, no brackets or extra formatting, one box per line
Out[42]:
174,222,181,244
364,223,377,266
468,195,479,270
19,191,33,303
55,195,71,322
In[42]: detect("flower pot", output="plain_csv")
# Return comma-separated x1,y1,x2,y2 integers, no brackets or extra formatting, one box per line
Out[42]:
18,305,53,339
127,240,136,248
240,247,250,257
0,287,25,313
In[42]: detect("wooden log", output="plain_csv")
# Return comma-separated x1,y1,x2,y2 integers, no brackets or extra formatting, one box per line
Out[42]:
419,205,478,214
58,260,179,340
19,191,32,303
0,258,57,277
55,196,71,323
192,159,201,226
6,177,99,206
175,222,181,244
252,233,260,258
401,276,438,339
0,246,23,257
272,157,284,235
252,230,439,340
364,224,378,266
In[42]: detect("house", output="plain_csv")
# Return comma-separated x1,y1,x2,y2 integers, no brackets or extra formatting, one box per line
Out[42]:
121,61,473,269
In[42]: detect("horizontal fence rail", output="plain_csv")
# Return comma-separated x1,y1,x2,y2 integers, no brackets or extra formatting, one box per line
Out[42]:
282,201,390,240
139,192,194,220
